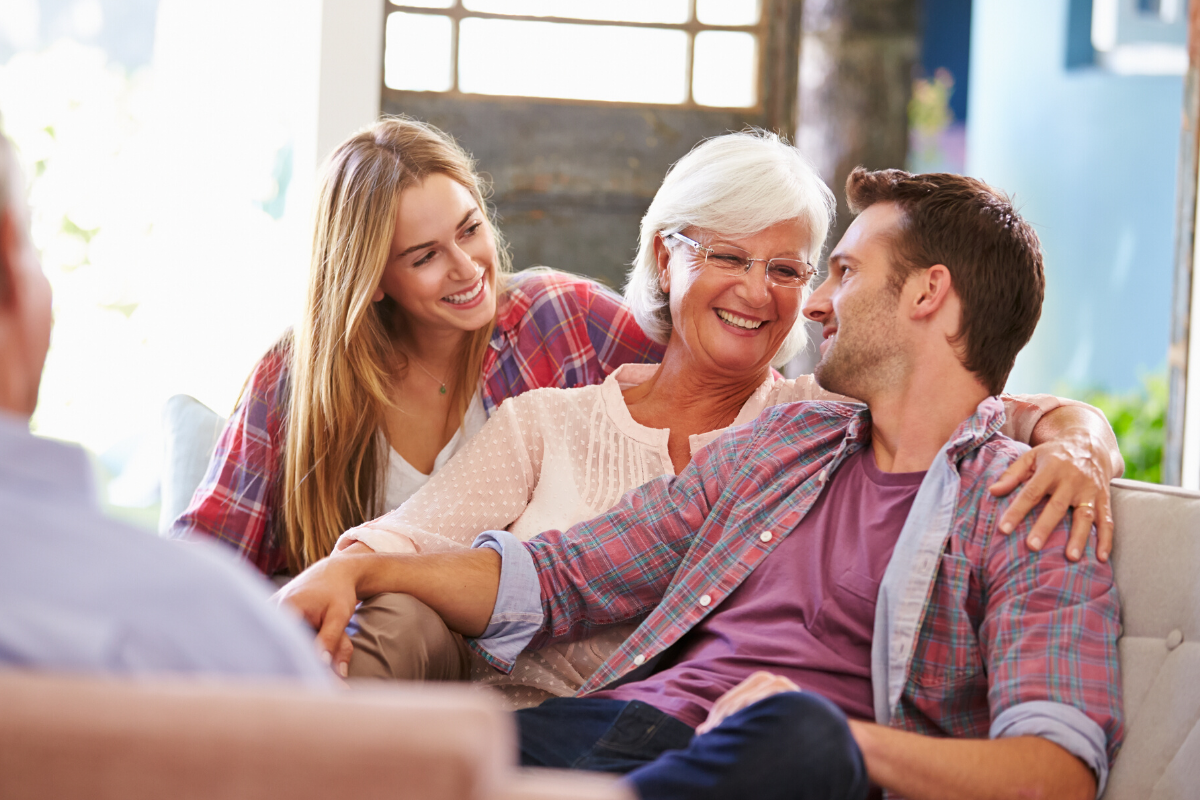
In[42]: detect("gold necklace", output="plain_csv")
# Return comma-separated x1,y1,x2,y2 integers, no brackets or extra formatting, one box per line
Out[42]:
407,353,449,395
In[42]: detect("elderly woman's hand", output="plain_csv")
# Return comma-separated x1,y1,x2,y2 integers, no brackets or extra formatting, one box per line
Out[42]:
988,425,1118,563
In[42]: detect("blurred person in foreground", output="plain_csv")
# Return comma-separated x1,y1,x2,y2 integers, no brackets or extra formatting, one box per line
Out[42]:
279,168,1121,800
0,127,331,683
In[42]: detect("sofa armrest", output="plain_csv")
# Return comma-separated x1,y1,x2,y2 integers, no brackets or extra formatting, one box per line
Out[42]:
0,670,532,800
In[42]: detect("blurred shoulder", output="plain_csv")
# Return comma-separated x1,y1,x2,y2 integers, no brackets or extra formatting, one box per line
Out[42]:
3,507,326,682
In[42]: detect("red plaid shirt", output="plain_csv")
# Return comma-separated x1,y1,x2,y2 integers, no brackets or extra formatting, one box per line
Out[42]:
489,397,1121,786
169,270,665,576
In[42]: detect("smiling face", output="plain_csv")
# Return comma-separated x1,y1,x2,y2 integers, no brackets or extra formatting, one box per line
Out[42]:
804,202,910,402
659,218,810,380
375,172,498,337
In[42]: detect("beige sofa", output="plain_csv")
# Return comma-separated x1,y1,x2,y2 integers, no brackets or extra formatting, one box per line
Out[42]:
1103,478,1200,798
0,672,631,800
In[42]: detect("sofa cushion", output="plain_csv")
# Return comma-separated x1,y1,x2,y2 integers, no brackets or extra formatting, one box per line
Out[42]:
1105,478,1200,799
158,394,226,533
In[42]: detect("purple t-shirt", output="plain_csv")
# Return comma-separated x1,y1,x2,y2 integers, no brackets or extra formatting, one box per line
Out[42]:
591,445,925,728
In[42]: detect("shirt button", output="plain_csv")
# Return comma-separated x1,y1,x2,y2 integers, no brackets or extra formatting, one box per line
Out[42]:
818,469,828,483
699,594,712,606
633,654,646,666
760,531,773,543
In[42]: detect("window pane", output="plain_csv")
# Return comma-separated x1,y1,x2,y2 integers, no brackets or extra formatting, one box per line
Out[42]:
463,0,689,24
692,30,757,107
384,12,453,92
390,0,455,8
696,0,761,26
459,19,688,103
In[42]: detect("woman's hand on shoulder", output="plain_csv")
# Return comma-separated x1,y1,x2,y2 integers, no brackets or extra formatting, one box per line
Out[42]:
988,427,1117,564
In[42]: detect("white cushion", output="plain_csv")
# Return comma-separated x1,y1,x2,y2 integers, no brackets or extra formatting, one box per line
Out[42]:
158,394,226,534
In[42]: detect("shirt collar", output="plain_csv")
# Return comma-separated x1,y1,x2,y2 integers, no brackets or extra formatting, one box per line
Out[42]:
489,276,528,350
943,396,1007,461
0,411,97,507
845,395,1005,462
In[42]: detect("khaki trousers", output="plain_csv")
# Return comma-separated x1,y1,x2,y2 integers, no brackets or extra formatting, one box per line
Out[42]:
347,593,471,681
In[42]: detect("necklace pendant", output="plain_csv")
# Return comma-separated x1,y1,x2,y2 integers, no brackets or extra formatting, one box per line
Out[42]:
439,384,447,395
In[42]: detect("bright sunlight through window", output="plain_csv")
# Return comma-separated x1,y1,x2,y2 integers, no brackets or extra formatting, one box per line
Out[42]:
384,0,762,108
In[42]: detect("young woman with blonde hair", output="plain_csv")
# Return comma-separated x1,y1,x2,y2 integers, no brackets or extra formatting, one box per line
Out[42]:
170,117,662,577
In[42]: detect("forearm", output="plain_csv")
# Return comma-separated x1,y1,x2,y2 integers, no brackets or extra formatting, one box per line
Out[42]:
347,549,502,636
1030,406,1124,478
849,722,1095,800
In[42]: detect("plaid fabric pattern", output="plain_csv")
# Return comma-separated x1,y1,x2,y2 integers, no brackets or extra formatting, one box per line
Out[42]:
169,271,664,576
515,398,1123,766
481,270,665,413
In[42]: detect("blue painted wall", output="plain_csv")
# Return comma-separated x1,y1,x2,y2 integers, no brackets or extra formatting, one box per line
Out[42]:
922,0,973,122
967,0,1181,394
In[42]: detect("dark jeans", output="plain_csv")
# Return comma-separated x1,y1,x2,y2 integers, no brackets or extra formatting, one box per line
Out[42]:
516,691,870,800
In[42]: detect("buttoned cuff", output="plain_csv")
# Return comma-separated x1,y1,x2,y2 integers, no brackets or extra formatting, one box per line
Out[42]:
468,530,543,673
990,700,1111,797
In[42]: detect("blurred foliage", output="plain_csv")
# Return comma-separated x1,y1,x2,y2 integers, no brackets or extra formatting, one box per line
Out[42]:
908,68,958,174
1078,371,1167,484
909,67,955,137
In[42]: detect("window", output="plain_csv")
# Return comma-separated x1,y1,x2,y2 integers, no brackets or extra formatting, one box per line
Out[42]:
383,0,764,108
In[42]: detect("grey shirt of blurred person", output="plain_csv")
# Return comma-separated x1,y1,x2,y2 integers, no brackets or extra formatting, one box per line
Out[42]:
0,127,331,684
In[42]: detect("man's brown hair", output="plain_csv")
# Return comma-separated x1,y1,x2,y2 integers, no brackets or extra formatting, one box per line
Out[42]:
845,167,1045,395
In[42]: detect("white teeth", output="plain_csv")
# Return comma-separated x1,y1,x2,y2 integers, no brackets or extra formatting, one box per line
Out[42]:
443,279,484,304
716,309,764,329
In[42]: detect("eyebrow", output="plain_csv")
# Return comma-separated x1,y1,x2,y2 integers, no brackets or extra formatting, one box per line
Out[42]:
395,210,477,258
709,237,808,260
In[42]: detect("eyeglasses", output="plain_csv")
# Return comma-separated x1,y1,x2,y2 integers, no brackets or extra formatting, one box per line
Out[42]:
664,232,816,289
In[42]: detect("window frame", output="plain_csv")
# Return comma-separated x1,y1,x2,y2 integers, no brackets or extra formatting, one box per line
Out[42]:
381,0,771,111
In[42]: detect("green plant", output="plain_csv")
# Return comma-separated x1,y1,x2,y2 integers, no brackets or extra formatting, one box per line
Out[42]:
1078,372,1167,484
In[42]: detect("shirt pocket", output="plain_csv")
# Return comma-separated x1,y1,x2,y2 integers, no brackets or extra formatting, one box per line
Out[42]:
809,568,881,645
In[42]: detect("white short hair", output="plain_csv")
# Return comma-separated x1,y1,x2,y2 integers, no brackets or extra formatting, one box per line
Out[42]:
624,129,835,366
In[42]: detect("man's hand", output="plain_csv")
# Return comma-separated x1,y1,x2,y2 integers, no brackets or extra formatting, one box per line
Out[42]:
272,556,364,678
989,426,1117,562
696,671,800,734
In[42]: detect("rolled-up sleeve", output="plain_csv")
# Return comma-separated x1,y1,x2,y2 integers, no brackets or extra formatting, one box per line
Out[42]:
980,502,1123,795
468,531,543,672
991,701,1111,797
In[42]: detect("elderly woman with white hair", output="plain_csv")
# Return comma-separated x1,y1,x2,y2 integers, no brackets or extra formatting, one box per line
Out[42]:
312,129,1121,706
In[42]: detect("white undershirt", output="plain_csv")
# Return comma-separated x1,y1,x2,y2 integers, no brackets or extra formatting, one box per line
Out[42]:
380,389,487,513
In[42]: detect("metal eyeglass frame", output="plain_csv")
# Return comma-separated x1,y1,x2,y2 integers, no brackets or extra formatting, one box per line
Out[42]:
663,232,816,289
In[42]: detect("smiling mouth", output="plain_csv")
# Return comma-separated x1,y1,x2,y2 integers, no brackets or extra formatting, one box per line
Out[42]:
443,278,484,305
820,328,838,356
716,309,764,330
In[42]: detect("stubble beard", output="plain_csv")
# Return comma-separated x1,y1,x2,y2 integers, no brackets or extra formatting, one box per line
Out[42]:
813,297,904,403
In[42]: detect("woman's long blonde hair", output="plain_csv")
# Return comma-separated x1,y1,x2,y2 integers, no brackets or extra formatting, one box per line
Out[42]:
279,116,511,573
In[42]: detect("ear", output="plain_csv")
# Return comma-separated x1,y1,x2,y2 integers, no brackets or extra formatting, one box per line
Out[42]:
371,286,385,303
652,233,672,295
909,264,954,321
0,210,19,310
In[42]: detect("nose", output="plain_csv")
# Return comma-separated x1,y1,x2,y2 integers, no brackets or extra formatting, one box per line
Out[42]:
733,260,773,306
448,241,481,280
803,273,834,323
